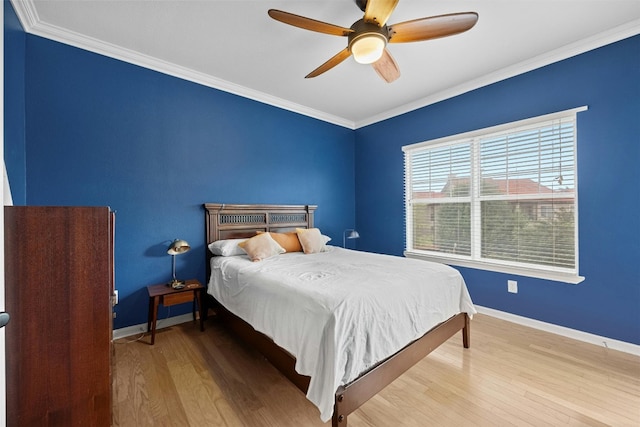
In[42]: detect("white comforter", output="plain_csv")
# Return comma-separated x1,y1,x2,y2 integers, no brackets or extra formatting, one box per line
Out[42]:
208,246,476,422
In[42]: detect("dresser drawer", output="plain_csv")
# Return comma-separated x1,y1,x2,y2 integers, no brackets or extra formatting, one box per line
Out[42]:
162,291,194,306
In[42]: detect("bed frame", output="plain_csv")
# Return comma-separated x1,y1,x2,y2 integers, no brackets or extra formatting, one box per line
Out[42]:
203,203,470,426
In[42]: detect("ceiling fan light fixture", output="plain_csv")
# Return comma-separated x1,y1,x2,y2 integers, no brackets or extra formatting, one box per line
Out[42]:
350,33,386,64
268,3,478,82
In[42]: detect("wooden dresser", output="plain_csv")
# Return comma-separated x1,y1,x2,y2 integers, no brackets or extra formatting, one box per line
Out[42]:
4,206,114,426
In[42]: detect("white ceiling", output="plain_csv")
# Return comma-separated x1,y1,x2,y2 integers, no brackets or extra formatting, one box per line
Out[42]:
12,0,640,129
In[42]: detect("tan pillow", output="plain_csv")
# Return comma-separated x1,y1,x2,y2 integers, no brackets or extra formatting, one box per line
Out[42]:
238,232,285,261
296,228,327,254
257,231,303,253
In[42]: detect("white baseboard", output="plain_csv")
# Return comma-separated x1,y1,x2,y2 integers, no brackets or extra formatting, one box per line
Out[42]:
113,307,640,357
475,305,640,356
112,313,193,340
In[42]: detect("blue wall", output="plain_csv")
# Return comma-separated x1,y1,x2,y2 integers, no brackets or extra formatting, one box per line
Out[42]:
5,23,355,329
355,35,640,345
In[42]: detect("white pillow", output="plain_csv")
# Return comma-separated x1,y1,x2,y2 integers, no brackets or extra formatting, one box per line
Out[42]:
208,238,247,257
238,232,285,262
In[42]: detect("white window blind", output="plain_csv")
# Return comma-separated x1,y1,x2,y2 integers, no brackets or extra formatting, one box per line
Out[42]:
404,107,586,283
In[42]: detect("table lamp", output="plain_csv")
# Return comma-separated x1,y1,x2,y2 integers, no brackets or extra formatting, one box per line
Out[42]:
167,238,191,289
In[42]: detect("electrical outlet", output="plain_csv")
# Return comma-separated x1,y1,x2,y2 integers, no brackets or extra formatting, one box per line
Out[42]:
113,289,119,305
508,280,518,293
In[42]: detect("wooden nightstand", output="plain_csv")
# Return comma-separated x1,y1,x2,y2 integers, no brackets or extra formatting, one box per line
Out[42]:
146,279,205,345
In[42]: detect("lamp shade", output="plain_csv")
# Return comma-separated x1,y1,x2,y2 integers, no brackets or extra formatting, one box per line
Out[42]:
346,230,360,239
167,239,190,255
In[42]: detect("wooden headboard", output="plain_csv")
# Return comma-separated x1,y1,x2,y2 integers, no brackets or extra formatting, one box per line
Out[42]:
204,203,317,244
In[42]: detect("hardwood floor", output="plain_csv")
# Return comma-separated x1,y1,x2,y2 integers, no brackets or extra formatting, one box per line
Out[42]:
113,314,640,426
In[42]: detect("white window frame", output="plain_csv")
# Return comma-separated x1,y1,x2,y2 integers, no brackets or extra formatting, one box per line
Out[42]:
403,107,587,284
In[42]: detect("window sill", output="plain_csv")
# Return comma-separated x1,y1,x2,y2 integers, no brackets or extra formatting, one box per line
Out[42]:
404,251,585,284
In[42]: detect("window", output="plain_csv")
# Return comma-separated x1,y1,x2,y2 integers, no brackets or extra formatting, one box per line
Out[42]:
403,107,586,283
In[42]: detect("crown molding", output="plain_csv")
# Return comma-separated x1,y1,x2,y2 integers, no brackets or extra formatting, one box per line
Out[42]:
355,19,640,128
10,0,356,129
11,1,639,130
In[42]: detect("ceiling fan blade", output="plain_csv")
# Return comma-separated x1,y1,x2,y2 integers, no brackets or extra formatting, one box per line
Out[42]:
372,48,400,83
388,12,479,43
268,9,353,36
305,48,352,78
363,0,399,27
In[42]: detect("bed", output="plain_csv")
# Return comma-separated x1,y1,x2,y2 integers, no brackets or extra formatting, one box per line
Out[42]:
203,203,475,426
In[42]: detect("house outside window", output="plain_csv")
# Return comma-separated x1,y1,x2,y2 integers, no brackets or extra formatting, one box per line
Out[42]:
403,107,586,283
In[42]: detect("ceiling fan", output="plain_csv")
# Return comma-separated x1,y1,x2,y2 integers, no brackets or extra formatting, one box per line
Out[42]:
268,0,478,83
